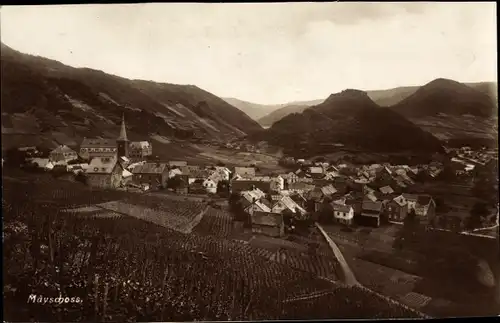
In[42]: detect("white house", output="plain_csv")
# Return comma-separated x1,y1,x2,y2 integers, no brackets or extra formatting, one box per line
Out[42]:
270,175,284,192
203,178,217,194
214,166,231,181
332,203,354,225
168,168,183,179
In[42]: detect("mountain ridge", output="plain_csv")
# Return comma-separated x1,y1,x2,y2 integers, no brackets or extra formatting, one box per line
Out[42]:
251,89,444,158
1,43,262,150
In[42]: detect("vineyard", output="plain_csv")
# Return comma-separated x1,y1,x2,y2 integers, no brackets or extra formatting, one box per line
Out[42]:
193,207,234,238
3,173,423,320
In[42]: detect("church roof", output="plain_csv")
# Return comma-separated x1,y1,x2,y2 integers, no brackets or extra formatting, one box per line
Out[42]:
117,114,128,141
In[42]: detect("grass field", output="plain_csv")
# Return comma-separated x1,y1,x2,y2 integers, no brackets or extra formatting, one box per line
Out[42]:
325,223,498,317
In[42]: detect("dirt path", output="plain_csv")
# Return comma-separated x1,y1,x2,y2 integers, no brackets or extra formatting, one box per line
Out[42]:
315,223,359,286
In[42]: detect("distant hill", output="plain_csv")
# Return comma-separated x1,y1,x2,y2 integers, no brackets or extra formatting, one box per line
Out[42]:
388,78,497,142
256,81,497,129
1,43,262,150
224,97,324,122
251,89,444,158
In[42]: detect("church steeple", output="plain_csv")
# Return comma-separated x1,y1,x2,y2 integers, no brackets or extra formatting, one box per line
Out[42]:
116,114,129,158
117,114,128,142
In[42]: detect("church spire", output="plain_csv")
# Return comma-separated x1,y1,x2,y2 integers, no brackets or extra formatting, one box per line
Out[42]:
117,114,128,142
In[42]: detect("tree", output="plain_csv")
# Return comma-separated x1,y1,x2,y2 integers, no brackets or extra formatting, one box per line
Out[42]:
216,162,226,167
217,180,230,196
465,202,489,230
75,172,88,185
166,176,182,189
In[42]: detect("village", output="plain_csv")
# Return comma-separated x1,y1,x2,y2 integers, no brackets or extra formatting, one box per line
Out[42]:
4,115,498,239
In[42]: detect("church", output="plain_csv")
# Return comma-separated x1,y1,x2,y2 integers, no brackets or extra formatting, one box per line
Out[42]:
81,115,152,189
79,115,151,161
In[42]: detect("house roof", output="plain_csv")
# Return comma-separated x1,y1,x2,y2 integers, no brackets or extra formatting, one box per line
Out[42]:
122,169,133,178
392,195,407,207
246,200,271,213
129,141,150,149
252,212,283,227
417,195,433,206
379,186,394,194
132,162,168,174
86,156,118,174
331,203,353,213
402,193,419,201
51,145,76,154
288,182,315,191
274,196,306,215
362,200,383,212
81,138,116,148
309,166,323,174
321,184,337,196
364,193,378,202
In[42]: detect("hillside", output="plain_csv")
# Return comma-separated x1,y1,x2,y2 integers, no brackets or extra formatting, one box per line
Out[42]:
256,81,497,130
251,89,444,158
1,43,262,150
222,97,282,121
388,78,498,142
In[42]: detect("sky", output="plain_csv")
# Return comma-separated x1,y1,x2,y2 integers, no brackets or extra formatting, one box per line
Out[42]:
1,2,497,105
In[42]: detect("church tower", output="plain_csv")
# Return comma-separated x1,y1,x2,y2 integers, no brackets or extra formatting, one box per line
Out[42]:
116,114,129,158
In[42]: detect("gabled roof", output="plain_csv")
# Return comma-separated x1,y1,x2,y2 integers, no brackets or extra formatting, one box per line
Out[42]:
331,203,353,213
51,145,76,154
362,200,383,212
309,166,323,174
364,192,378,202
252,211,283,227
321,184,337,196
246,200,271,213
86,156,119,174
417,195,433,206
402,193,419,201
234,167,256,176
81,138,116,148
129,141,150,149
392,195,407,207
274,196,307,215
132,162,168,174
379,185,394,194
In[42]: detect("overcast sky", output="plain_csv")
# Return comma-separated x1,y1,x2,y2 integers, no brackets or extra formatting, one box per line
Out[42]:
1,3,497,104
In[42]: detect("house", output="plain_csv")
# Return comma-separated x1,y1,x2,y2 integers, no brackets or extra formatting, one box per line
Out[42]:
360,200,384,227
213,166,231,181
29,158,50,169
121,168,134,185
331,203,354,225
168,167,183,179
168,161,188,168
379,185,394,195
270,175,285,192
231,180,272,193
271,196,307,217
282,171,299,184
132,162,169,188
49,145,78,163
189,180,207,194
386,196,408,222
174,174,189,195
234,167,256,179
128,141,152,160
244,200,271,216
85,156,123,189
415,195,436,218
287,182,315,194
79,138,117,159
184,169,211,184
401,194,419,212
202,178,217,194
309,166,324,174
251,211,285,237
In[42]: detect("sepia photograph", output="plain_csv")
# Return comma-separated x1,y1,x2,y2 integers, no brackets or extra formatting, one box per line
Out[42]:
1,2,499,321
